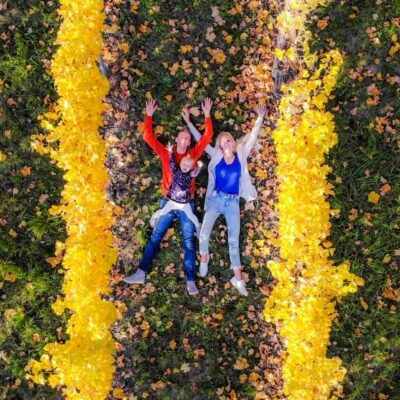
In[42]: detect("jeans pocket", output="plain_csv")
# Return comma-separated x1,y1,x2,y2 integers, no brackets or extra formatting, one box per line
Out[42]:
227,196,239,205
208,197,219,208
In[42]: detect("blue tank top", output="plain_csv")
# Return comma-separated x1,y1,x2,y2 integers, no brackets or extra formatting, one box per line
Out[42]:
215,154,241,194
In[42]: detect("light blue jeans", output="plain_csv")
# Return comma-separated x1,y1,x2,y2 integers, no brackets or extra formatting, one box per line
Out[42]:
199,191,241,269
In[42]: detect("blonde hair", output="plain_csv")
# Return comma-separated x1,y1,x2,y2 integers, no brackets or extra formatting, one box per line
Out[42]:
215,131,236,150
180,155,194,169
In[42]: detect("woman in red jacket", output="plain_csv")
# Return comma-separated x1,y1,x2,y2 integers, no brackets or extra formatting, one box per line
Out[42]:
123,98,213,295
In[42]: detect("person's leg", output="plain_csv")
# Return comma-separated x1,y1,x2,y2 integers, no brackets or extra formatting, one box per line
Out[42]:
224,197,248,296
178,204,199,295
181,203,201,237
178,206,196,282
198,199,221,276
224,197,241,270
124,198,175,284
140,210,175,273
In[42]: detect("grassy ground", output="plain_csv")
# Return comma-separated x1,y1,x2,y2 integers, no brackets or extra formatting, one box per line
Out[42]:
310,1,400,398
1,0,398,399
0,2,65,399
103,1,283,399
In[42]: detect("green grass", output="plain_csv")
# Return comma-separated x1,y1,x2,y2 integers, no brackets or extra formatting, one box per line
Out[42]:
1,1,398,399
0,2,66,399
310,1,400,398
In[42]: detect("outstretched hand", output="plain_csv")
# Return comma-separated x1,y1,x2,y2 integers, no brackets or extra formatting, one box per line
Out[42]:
255,104,267,119
201,97,213,118
166,142,173,152
146,99,158,116
182,106,191,125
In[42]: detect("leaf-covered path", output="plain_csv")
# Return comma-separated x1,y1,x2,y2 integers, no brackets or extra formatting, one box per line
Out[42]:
101,1,284,399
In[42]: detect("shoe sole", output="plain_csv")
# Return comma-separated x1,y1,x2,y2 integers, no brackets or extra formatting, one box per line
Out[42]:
122,278,145,284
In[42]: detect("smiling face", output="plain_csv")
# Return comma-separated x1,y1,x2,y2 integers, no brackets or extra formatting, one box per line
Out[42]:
180,156,194,173
175,130,191,153
218,132,236,154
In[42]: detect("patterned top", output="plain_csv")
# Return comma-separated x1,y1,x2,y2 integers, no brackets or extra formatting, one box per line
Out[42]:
167,151,201,203
143,116,213,197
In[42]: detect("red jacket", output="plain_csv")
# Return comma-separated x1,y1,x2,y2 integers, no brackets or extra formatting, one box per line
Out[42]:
143,116,213,197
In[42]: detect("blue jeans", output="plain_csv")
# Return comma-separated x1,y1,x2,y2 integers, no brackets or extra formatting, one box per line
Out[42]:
139,197,196,281
199,191,241,269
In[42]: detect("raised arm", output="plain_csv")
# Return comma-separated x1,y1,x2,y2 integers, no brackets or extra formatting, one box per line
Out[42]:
182,100,217,158
186,118,216,157
190,160,203,178
143,99,167,158
242,104,267,157
166,142,178,172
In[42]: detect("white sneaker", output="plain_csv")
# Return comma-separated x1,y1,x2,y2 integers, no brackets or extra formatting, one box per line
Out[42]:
199,262,208,277
230,276,248,296
123,269,146,284
187,281,199,295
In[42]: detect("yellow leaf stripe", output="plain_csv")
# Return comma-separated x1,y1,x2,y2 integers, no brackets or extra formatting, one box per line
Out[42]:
264,2,364,399
25,1,122,398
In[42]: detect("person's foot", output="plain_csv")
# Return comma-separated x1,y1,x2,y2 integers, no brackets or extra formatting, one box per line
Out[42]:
199,254,209,277
123,269,146,284
230,276,248,296
187,281,199,295
199,262,208,277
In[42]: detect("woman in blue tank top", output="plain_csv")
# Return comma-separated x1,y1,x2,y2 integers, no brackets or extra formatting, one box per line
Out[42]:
184,104,267,296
